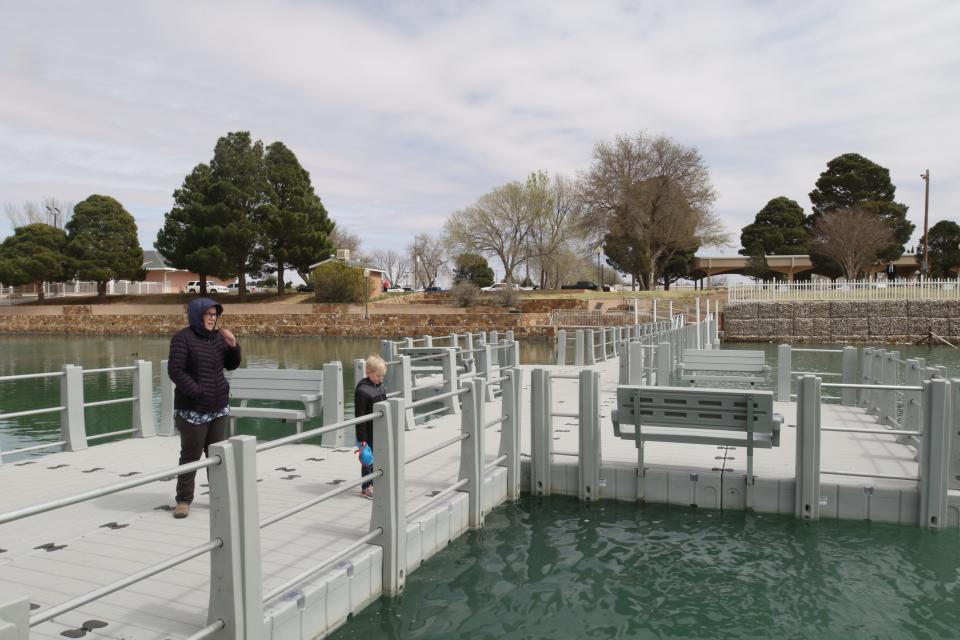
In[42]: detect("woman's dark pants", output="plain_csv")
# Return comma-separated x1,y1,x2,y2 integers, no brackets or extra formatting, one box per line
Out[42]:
175,415,227,504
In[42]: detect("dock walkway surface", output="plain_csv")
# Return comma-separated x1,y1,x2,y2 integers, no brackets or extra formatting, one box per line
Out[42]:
0,359,939,639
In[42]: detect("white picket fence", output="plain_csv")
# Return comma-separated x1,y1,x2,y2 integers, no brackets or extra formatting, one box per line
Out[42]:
728,279,960,303
0,280,167,304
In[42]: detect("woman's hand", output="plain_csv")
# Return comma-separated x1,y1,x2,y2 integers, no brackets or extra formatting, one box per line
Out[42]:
221,328,237,348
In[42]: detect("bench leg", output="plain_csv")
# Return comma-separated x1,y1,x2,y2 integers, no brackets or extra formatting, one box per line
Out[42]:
636,438,646,503
229,416,237,437
296,419,304,434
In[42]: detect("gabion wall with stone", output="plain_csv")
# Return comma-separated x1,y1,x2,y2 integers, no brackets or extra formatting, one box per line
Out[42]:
723,300,960,343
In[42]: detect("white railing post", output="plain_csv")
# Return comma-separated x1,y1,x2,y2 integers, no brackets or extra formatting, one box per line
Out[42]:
206,441,245,639
395,355,414,429
777,344,792,402
131,359,155,438
441,348,460,415
530,368,553,496
795,375,821,521
499,368,522,500
354,358,366,391
919,380,950,529
228,436,264,639
578,369,601,502
655,342,672,386
60,364,87,451
321,361,346,447
574,330,584,366
841,346,858,406
159,359,175,436
458,379,485,528
556,329,567,365
652,298,658,322
370,398,407,594
481,344,495,401
0,589,29,639
585,330,596,365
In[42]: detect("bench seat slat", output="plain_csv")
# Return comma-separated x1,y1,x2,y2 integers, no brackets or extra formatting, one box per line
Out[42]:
228,369,325,381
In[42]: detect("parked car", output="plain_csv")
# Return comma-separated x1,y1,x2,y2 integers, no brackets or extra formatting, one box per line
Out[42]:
386,287,404,293
184,281,228,294
424,286,443,293
559,281,610,292
226,282,261,294
481,282,520,292
296,283,315,293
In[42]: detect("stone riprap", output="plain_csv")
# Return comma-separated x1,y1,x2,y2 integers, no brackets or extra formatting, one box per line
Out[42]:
723,300,958,343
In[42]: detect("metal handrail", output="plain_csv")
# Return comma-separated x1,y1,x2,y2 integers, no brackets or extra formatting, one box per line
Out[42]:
185,619,225,640
409,387,467,409
256,413,381,453
84,396,136,408
83,366,137,375
406,478,470,521
262,528,383,603
0,457,220,525
822,426,922,436
406,433,469,465
821,469,919,482
0,440,66,458
483,415,507,430
821,383,922,391
0,405,65,420
484,454,508,471
792,348,843,354
0,371,65,382
260,470,384,528
87,428,137,441
31,538,222,626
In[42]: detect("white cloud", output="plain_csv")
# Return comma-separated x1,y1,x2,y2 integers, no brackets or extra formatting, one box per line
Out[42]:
1,0,958,259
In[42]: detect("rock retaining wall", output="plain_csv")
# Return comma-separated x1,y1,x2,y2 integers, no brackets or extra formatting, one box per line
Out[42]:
723,300,959,343
0,306,555,338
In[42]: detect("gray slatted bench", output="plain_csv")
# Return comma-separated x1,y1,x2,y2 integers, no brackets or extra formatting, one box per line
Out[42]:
680,349,769,387
226,368,324,435
611,385,782,507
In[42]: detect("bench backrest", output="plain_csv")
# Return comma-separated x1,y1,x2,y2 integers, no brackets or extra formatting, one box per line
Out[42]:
227,368,324,402
681,349,767,372
615,385,776,433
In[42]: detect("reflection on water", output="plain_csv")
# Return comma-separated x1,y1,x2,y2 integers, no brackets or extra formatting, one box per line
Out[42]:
328,496,960,640
0,335,556,456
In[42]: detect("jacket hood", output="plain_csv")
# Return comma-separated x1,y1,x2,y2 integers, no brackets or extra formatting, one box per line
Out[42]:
187,298,223,335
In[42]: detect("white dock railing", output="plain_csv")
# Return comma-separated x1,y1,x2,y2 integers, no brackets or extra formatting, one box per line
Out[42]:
0,361,154,463
729,278,960,303
0,368,524,639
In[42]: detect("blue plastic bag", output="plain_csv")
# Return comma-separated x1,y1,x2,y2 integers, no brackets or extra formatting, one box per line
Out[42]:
356,441,374,465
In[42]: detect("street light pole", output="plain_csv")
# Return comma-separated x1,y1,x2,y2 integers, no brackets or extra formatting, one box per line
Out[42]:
921,169,930,276
363,269,369,319
596,246,602,287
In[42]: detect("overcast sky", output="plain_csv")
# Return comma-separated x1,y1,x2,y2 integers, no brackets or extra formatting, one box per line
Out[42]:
2,0,958,259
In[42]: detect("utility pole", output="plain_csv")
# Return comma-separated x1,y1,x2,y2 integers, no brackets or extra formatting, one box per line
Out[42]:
921,169,930,276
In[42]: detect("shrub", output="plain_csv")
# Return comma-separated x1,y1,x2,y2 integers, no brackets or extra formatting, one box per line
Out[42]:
451,281,481,307
493,286,519,309
310,261,366,303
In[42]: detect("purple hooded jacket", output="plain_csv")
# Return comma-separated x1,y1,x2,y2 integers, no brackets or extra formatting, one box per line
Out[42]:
168,297,242,412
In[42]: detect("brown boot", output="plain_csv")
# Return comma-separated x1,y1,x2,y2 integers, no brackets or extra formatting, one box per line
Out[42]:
173,502,190,519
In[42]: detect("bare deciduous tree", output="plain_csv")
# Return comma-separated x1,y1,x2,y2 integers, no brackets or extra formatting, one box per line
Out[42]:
329,226,361,254
369,249,410,288
408,232,447,289
4,198,73,229
527,173,587,289
812,208,895,279
579,133,727,289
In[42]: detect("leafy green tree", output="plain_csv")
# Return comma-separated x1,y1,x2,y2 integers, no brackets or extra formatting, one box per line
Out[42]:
656,247,696,290
310,261,366,303
808,153,913,274
452,253,494,288
0,223,68,301
603,221,650,289
156,163,233,295
743,244,771,280
65,195,143,302
917,220,960,278
739,197,808,255
260,141,334,295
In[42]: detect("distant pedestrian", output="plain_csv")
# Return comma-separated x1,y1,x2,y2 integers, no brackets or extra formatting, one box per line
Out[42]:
167,298,241,518
885,262,896,281
354,354,387,499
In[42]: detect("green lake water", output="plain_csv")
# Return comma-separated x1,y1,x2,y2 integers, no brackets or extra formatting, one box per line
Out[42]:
329,496,960,640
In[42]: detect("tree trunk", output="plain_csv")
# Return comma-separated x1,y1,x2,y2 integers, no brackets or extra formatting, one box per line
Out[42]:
237,271,246,303
277,261,286,296
663,278,671,291
199,273,208,297
35,281,45,302
97,280,107,303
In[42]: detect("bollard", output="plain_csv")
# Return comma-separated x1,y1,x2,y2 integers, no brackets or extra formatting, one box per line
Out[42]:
458,379,485,528
371,398,407,594
656,342,672,386
574,330,584,367
132,360,155,438
321,361,347,446
585,330,597,365
777,344,791,402
578,369,601,502
159,358,175,436
59,364,87,451
919,380,951,529
499,368,523,500
841,346,858,406
795,375,821,520
229,436,265,638
206,441,245,638
530,369,553,496
556,329,567,365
